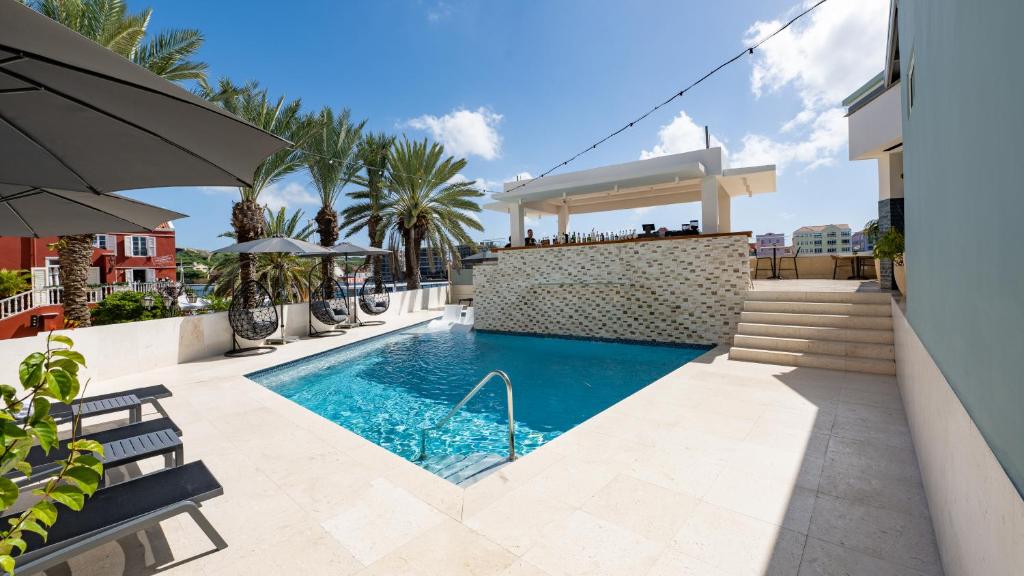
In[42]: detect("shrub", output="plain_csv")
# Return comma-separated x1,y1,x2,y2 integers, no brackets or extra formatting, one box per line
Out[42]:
873,228,904,265
206,295,231,312
90,291,169,325
0,333,103,573
0,269,30,299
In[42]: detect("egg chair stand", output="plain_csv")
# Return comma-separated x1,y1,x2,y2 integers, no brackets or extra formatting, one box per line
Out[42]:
225,280,278,357
355,277,390,327
307,264,349,338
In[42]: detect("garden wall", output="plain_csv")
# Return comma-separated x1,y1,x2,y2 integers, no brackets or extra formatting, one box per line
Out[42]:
0,286,447,383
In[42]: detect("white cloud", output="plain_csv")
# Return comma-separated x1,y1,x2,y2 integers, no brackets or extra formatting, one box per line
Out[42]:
732,0,888,172
640,111,726,160
259,182,318,212
406,107,503,160
732,107,847,172
426,1,452,22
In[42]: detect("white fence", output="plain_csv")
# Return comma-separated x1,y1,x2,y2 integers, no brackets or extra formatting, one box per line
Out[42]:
0,282,161,321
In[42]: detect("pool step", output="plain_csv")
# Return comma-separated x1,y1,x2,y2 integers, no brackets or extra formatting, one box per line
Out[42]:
419,452,508,486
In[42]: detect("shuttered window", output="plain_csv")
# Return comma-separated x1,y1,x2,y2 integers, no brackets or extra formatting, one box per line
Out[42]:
126,236,157,257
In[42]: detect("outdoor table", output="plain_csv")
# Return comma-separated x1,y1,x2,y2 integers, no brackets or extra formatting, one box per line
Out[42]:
833,253,874,279
768,246,783,279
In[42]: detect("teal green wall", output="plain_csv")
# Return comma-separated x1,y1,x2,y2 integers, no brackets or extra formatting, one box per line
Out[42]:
900,0,1024,496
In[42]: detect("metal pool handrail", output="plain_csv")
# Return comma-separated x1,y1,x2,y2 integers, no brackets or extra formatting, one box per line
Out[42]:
418,370,516,462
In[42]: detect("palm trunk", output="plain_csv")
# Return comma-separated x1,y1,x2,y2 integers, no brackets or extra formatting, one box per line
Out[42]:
231,198,264,306
57,234,95,327
315,205,339,285
368,216,384,290
404,226,422,290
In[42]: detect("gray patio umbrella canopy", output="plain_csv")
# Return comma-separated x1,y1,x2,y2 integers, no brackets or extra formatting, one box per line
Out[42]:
211,237,331,255
0,183,186,236
0,0,288,192
330,242,390,256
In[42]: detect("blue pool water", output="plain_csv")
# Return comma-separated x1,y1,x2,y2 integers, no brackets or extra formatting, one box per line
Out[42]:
249,325,708,463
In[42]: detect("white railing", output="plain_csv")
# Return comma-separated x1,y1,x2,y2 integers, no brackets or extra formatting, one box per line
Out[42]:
0,282,166,321
0,291,34,320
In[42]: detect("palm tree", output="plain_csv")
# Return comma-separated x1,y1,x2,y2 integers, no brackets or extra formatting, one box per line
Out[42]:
303,108,365,282
213,81,307,291
341,132,396,287
380,138,484,289
32,0,207,326
209,207,316,301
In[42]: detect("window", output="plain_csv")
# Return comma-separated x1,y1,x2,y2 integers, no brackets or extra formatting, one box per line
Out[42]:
45,257,60,286
126,235,156,257
92,234,113,250
907,51,916,114
827,248,836,253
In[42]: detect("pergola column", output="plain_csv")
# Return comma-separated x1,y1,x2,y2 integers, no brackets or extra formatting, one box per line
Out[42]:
509,202,526,247
557,203,569,237
718,187,731,233
701,176,721,233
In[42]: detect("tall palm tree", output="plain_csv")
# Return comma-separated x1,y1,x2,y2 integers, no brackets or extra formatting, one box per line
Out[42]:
303,108,365,282
213,81,307,291
380,138,484,289
340,132,396,287
210,207,316,300
32,0,207,326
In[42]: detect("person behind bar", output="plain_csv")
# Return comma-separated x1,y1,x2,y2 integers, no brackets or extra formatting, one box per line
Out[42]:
525,229,537,246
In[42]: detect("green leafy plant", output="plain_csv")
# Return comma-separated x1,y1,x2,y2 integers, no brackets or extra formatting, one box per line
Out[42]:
0,333,103,574
89,291,169,326
863,219,880,244
873,228,904,265
206,295,231,312
0,270,30,299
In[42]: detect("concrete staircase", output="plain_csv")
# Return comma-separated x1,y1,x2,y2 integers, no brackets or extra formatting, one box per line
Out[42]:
729,290,895,375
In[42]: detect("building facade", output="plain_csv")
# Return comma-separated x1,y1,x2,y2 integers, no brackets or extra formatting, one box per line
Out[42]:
851,230,875,252
792,224,852,255
0,224,177,289
754,232,787,257
846,2,1024,573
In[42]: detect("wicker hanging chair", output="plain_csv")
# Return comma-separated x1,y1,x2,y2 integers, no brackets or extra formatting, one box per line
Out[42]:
358,277,390,318
308,277,349,336
226,280,278,356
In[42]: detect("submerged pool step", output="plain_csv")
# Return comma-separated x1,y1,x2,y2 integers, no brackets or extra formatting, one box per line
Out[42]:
419,452,508,486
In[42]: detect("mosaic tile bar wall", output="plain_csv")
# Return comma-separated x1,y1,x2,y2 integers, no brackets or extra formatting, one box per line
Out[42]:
473,234,750,345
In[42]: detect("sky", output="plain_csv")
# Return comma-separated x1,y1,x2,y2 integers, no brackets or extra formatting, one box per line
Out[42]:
124,0,891,250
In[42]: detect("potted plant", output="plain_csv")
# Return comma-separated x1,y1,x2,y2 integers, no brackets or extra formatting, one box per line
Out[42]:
873,227,906,294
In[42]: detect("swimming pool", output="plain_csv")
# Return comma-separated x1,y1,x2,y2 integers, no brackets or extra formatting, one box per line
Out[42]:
249,325,708,475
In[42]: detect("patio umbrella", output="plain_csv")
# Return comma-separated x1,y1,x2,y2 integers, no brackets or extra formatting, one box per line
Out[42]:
0,183,186,236
212,236,330,344
462,249,497,265
0,0,288,192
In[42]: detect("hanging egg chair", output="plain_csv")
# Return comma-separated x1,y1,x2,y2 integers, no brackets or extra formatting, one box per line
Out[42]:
225,280,278,356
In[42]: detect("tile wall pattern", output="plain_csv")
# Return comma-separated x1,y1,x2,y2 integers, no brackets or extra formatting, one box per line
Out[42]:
473,235,750,345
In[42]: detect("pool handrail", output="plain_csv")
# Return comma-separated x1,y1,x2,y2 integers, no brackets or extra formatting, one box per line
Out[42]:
418,370,516,463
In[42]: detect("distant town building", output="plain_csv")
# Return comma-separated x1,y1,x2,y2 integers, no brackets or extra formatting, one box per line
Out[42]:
792,224,852,255
851,230,875,253
754,233,788,257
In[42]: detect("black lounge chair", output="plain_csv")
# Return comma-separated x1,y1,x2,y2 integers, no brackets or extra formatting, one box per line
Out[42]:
25,385,172,428
11,417,183,486
7,461,226,575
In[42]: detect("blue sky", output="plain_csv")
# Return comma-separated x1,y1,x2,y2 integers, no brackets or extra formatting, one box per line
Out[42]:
126,0,890,250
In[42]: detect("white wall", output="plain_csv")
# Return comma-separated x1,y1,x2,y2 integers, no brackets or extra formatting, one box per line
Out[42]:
893,302,1024,576
0,287,447,385
848,84,902,160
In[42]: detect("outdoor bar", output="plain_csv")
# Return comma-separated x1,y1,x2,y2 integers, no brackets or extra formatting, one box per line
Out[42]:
476,148,776,345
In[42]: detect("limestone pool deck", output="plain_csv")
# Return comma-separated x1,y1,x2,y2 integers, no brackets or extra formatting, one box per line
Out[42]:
42,306,943,576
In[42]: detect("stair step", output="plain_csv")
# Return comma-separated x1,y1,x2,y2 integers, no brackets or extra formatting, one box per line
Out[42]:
733,335,895,359
736,323,894,344
740,311,893,330
419,452,507,486
729,347,896,375
743,301,891,317
745,291,891,305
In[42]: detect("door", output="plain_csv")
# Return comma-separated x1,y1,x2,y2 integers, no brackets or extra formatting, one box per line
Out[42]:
131,269,148,283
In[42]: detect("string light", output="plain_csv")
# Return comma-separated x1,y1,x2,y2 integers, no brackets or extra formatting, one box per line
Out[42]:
287,0,829,196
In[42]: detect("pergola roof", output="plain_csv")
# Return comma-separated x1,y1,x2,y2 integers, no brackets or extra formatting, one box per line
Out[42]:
485,148,775,216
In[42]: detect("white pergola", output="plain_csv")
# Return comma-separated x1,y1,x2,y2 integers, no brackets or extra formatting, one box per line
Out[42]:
486,148,776,246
